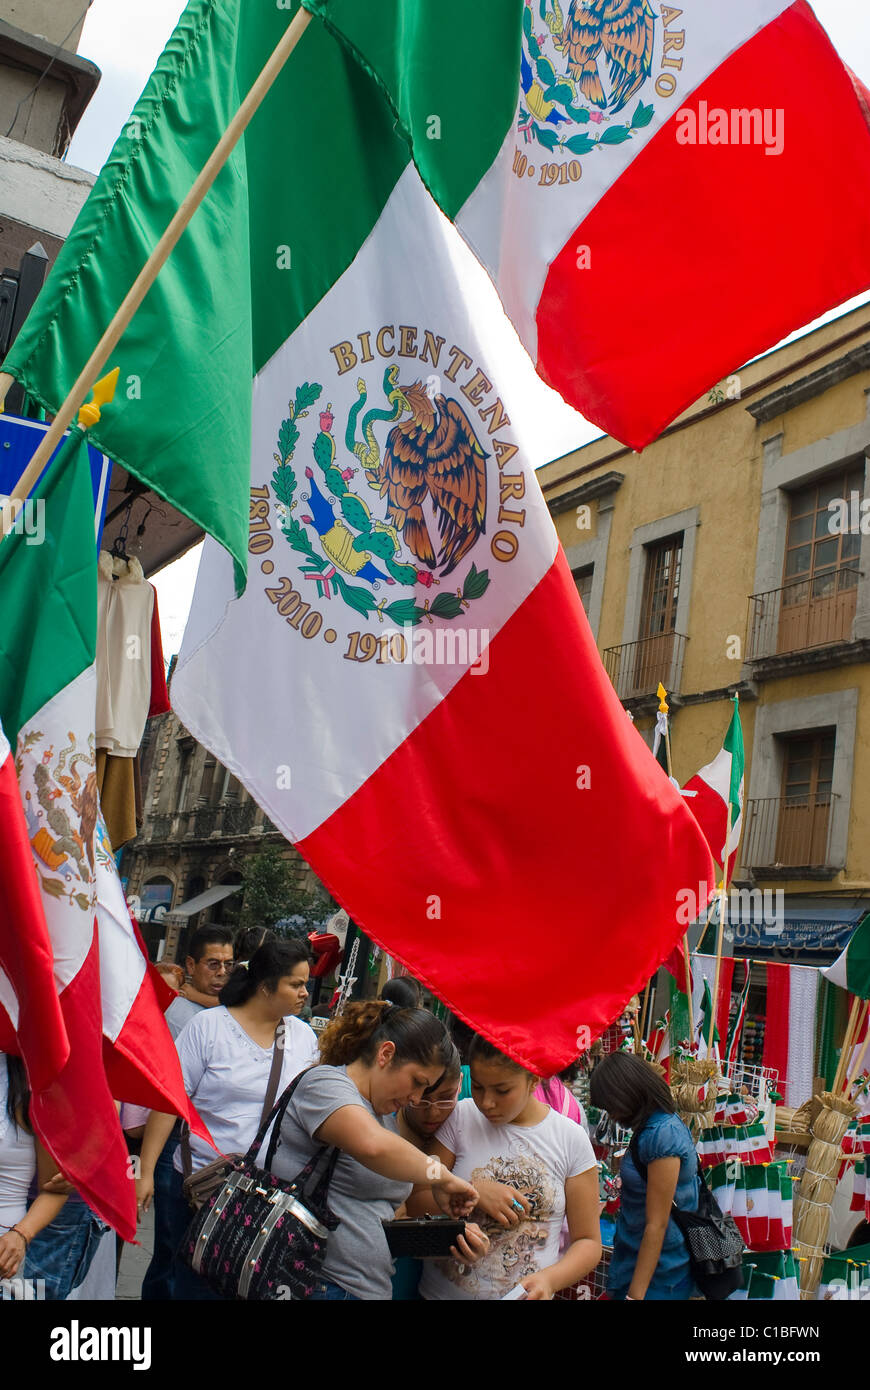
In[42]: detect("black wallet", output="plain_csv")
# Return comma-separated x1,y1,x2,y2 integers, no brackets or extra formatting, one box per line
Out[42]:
382,1216,467,1258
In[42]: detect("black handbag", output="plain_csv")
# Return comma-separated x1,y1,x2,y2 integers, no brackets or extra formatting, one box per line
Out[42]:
630,1130,744,1301
179,1067,339,1301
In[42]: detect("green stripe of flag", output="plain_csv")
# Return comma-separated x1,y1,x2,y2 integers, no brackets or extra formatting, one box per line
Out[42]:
306,0,522,218
723,695,744,832
4,0,411,588
0,430,96,742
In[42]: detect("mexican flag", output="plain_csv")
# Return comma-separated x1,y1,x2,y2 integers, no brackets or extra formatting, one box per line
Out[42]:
0,430,206,1237
311,0,870,450
683,696,744,878
822,916,870,999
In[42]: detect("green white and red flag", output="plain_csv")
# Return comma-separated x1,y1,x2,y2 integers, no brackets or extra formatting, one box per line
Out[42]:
310,0,870,449
822,915,870,1000
0,431,208,1237
683,696,744,878
2,0,715,1072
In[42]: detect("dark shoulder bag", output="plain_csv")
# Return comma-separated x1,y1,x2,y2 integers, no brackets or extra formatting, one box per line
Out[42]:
179,1065,340,1301
629,1128,744,1301
181,1020,286,1210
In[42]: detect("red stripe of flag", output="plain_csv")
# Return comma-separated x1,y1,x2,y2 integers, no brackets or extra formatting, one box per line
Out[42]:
537,0,870,450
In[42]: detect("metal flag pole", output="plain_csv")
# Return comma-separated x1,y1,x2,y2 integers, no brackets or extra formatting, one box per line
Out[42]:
0,6,313,542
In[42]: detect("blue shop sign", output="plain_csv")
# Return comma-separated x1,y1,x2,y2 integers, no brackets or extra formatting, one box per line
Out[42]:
698,895,866,961
1,414,112,546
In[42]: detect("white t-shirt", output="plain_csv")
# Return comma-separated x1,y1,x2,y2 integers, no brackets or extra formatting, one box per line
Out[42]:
419,1098,597,1301
173,1006,319,1171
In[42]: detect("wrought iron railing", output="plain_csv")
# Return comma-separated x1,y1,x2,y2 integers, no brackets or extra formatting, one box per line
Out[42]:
222,800,256,835
602,631,687,701
747,568,860,660
740,793,839,871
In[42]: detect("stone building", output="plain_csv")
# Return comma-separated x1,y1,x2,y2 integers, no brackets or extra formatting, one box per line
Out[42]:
541,301,870,1082
0,0,99,406
121,703,320,962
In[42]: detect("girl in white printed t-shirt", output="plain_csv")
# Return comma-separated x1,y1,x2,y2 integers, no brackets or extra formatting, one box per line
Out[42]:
419,1036,602,1301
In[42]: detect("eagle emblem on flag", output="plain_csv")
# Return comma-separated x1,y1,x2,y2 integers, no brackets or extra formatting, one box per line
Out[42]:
263,364,494,629
519,0,658,155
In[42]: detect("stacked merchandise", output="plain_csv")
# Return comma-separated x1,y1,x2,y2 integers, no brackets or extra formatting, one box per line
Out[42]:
844,1118,870,1226
742,1014,765,1067
815,1243,870,1301
698,1095,772,1168
793,1091,858,1297
670,1055,718,1139
710,1159,797,1299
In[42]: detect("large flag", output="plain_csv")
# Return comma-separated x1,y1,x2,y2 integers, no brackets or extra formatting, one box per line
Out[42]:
683,696,744,878
822,916,870,1000
171,70,714,1073
310,0,870,449
0,0,453,590
0,429,207,1237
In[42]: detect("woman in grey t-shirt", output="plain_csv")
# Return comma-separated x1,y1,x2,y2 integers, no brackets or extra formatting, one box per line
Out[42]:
271,1001,487,1299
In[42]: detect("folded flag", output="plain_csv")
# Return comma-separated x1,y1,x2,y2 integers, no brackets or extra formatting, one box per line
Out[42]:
822,915,870,1000
683,696,744,878
310,0,870,450
0,428,208,1237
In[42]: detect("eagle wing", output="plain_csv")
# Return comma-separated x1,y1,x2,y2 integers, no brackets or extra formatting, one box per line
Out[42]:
600,0,656,113
425,397,488,578
380,426,437,569
564,0,609,108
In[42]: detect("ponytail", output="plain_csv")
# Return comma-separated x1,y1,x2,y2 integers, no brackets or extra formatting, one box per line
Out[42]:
219,937,311,1007
319,1000,447,1069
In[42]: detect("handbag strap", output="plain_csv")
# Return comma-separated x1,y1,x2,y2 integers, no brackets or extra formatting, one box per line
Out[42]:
260,1021,286,1127
255,1063,340,1205
181,1020,285,1175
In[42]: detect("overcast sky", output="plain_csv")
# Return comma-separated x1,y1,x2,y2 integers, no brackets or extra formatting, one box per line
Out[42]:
64,0,870,653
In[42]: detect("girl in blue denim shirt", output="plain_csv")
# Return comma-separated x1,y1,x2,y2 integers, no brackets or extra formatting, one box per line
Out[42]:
590,1051,699,1301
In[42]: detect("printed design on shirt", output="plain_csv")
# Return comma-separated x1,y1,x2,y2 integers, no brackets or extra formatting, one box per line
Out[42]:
440,1152,558,1296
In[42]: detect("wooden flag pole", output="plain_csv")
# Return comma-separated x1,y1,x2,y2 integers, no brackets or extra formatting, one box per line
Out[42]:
834,995,866,1092
708,800,732,1054
659,682,695,1039
0,6,312,541
844,1000,870,1094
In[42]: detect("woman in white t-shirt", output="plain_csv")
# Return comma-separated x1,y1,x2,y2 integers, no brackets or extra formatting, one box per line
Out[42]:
136,938,320,1299
419,1036,602,1301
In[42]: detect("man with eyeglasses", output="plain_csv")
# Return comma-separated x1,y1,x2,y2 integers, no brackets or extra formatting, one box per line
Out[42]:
142,925,234,1301
167,924,235,1036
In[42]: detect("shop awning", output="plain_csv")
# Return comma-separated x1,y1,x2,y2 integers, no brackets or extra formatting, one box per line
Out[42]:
166,883,241,919
697,896,868,959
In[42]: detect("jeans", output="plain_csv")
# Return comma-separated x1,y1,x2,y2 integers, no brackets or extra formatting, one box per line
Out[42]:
307,1278,360,1301
162,1163,224,1301
141,1132,182,1301
22,1196,109,1301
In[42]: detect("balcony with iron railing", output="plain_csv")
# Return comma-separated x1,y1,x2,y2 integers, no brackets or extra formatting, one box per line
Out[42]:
747,567,862,671
603,631,688,703
739,793,841,877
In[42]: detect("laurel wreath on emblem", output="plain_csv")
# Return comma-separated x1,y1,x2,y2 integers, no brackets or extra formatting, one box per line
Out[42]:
271,378,491,626
519,0,656,154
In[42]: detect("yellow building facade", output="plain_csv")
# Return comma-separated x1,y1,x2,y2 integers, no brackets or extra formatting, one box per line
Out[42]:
540,304,870,1084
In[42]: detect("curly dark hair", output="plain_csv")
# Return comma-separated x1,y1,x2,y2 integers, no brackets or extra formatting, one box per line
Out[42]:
319,1000,447,1069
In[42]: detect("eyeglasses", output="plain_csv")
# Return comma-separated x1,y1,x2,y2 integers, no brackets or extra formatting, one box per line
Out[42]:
406,1096,459,1112
203,959,235,973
